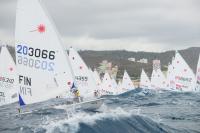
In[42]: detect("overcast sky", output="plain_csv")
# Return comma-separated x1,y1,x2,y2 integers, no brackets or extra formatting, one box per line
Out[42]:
0,0,200,52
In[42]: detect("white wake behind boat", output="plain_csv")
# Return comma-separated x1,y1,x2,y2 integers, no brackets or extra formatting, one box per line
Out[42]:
0,46,18,106
55,98,105,111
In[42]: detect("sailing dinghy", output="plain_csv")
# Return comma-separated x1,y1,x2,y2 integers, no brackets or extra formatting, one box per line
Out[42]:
173,51,196,91
0,46,18,106
121,70,135,93
101,72,116,95
92,69,102,93
68,47,97,99
140,69,150,89
150,60,167,90
15,0,103,113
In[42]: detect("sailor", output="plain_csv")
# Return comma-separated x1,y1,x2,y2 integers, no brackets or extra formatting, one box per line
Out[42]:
74,89,78,97
18,108,20,113
74,89,81,102
17,108,21,115
70,82,83,102
94,90,98,97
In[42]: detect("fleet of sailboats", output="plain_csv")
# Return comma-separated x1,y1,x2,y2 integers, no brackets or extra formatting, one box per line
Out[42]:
0,0,200,110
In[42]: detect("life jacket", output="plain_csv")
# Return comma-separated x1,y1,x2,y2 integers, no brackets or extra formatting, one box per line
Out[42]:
77,90,80,97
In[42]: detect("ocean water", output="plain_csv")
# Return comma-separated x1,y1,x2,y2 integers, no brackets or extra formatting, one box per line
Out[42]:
0,88,200,133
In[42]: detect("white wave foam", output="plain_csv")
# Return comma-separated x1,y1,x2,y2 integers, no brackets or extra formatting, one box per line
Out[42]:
41,105,140,133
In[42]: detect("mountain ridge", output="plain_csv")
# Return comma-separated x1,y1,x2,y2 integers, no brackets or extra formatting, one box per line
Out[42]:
79,47,200,79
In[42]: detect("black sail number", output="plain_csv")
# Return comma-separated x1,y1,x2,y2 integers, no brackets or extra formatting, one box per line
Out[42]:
17,45,55,60
28,47,34,56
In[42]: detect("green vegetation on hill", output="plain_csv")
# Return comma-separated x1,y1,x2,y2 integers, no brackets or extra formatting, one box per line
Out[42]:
79,47,200,79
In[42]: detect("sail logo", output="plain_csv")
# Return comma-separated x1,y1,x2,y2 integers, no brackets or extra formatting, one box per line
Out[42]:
9,67,13,71
16,44,55,72
37,24,45,33
79,66,83,69
30,24,46,33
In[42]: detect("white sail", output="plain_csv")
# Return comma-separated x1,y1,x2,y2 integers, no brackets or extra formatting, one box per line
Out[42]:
140,69,150,89
116,81,124,94
101,72,115,95
111,78,119,94
173,51,195,91
150,69,167,90
68,47,97,98
0,46,18,106
195,54,200,91
117,81,122,89
150,69,157,89
166,61,175,90
111,78,118,89
93,69,102,88
150,60,167,90
121,70,135,91
15,0,74,105
157,69,168,89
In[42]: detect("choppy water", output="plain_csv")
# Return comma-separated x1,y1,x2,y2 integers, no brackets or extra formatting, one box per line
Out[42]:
0,88,200,133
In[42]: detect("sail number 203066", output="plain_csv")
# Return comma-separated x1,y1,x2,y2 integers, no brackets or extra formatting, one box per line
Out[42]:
17,44,55,60
16,44,55,71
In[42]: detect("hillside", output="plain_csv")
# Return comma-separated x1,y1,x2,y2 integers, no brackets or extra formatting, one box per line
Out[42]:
79,47,200,79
